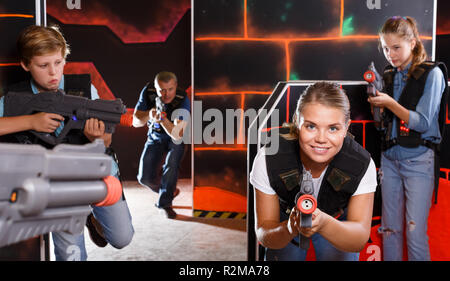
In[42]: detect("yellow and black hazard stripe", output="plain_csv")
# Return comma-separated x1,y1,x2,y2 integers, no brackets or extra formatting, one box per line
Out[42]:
193,209,246,219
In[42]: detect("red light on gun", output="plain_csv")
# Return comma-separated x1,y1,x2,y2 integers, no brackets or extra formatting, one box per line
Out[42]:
10,191,18,203
363,70,376,83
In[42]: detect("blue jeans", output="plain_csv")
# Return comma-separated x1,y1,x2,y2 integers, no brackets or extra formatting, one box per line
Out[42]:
379,149,434,261
52,160,134,261
137,137,185,208
265,211,359,261
52,198,134,261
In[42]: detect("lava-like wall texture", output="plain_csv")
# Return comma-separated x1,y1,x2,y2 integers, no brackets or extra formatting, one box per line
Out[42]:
0,1,36,91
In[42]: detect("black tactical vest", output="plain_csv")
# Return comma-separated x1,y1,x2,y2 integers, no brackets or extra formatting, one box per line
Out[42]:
1,74,93,148
381,61,449,149
265,128,371,217
143,83,187,132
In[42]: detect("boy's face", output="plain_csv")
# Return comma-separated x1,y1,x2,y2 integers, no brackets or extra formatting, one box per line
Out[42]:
21,50,65,92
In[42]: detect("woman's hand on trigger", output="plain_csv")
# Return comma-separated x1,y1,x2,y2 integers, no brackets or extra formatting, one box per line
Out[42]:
299,208,326,238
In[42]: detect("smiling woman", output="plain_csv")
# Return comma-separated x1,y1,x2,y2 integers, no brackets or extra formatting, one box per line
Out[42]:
290,82,351,178
249,81,377,261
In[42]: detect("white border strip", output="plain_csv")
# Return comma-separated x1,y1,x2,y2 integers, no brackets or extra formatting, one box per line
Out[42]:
35,0,41,25
35,0,47,26
432,0,437,61
42,0,47,26
191,0,195,195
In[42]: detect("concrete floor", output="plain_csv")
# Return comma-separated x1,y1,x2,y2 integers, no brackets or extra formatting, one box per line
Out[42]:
82,179,247,261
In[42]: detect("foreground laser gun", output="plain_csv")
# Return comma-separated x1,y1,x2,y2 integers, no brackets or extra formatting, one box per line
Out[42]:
0,139,122,248
294,170,317,250
363,61,384,122
3,90,127,146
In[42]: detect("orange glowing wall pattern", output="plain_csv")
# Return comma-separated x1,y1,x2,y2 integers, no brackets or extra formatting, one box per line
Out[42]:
193,0,439,216
0,4,37,89
46,1,190,43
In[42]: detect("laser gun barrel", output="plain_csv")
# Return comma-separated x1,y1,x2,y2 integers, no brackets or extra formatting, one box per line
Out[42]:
0,140,122,247
295,170,317,250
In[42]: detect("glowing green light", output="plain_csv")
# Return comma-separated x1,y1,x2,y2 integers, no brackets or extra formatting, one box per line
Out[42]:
290,72,300,80
342,16,355,35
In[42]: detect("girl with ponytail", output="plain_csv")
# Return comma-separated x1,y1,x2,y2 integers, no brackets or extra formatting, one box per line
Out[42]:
368,16,448,261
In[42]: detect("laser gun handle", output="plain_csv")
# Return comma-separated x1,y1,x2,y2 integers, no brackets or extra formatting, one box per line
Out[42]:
299,216,312,250
373,105,381,122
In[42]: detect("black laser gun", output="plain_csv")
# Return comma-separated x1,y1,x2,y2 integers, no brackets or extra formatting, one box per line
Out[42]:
3,90,127,146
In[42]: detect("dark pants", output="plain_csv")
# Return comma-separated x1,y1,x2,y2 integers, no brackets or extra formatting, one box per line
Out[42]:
137,137,185,208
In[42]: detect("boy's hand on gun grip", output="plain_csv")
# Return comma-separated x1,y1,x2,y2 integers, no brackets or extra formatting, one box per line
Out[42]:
84,118,106,141
31,112,64,133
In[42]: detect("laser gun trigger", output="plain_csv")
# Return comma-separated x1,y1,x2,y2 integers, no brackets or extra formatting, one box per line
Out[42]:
294,170,317,250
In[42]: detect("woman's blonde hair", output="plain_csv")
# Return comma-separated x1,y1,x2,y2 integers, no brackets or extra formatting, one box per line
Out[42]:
283,82,350,139
379,16,428,76
17,25,70,66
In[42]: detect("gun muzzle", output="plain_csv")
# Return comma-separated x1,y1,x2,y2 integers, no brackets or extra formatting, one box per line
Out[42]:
296,194,317,215
294,192,317,250
363,70,376,83
94,175,123,207
120,109,134,127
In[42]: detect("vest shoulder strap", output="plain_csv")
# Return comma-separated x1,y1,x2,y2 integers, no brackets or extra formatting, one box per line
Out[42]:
145,84,158,105
64,74,92,99
171,89,187,108
265,127,302,205
145,86,187,109
6,80,32,93
6,74,93,99
325,136,371,194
